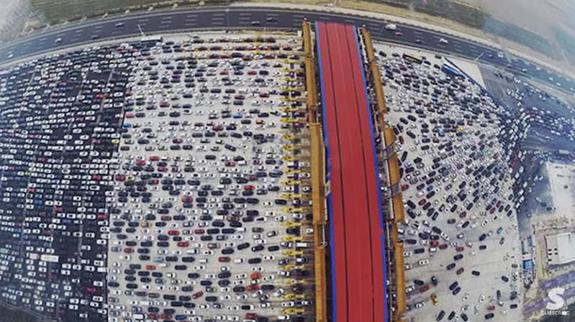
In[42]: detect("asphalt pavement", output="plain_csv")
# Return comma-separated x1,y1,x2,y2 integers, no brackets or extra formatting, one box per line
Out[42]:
0,6,574,96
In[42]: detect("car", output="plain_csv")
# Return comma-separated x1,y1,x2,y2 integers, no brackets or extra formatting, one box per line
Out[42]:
436,310,445,321
448,281,458,291
452,286,461,295
384,23,397,31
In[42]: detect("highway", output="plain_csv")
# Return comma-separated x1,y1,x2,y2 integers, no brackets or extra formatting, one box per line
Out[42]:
0,6,574,96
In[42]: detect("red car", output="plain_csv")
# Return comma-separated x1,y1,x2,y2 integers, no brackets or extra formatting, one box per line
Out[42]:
456,267,465,275
192,291,204,299
181,196,193,203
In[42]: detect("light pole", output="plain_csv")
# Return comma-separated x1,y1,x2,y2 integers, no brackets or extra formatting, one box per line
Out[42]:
474,52,485,62
137,24,145,37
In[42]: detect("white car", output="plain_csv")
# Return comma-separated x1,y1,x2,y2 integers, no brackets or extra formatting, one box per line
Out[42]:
384,23,397,31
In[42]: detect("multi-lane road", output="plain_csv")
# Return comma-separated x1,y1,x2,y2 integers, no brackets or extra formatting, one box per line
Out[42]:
0,6,574,95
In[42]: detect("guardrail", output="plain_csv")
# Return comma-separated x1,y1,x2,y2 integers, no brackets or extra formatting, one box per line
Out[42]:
303,20,327,322
359,27,406,322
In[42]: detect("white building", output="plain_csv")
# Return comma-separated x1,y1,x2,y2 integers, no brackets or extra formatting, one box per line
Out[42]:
545,232,575,265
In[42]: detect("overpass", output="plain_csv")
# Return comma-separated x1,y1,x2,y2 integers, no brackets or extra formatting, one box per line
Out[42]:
315,21,388,322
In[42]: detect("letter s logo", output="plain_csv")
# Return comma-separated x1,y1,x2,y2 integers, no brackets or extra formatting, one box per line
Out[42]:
546,287,565,310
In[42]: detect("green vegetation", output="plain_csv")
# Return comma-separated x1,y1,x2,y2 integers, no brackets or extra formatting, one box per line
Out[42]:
366,0,410,9
553,28,575,66
31,0,230,24
483,17,557,58
364,0,487,29
412,0,486,29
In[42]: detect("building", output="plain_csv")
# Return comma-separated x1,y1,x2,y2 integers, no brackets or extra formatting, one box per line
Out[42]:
545,232,575,265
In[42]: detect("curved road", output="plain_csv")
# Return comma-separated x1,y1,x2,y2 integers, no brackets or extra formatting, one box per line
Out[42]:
0,6,574,95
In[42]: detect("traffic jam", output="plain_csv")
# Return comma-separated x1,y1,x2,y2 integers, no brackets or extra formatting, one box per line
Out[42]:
106,33,315,322
376,47,524,321
0,43,132,321
0,31,315,322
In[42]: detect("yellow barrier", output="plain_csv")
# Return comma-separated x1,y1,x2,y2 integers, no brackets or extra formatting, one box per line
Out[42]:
304,21,318,122
360,28,388,117
304,21,327,322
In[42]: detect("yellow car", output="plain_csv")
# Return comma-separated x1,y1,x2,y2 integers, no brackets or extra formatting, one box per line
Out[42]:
282,236,303,242
285,207,306,213
431,293,438,305
281,221,302,229
284,308,305,315
280,264,295,272
283,250,303,257
281,179,299,186
283,293,305,301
